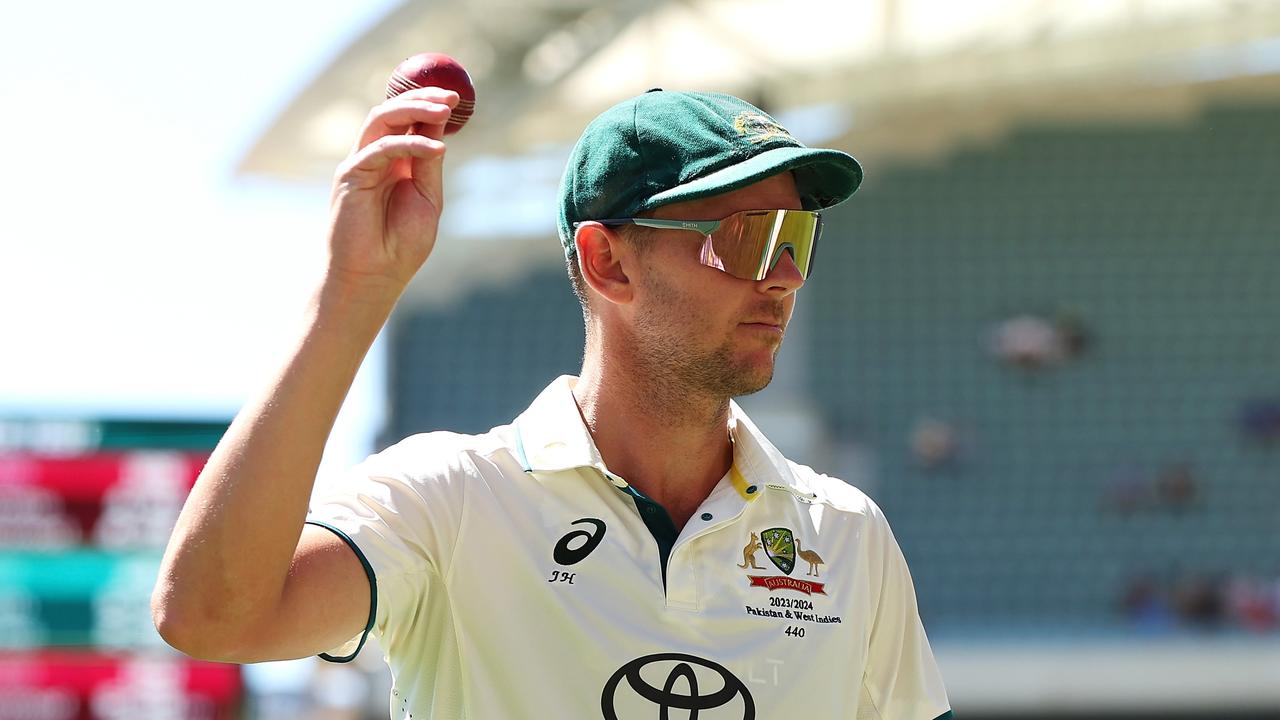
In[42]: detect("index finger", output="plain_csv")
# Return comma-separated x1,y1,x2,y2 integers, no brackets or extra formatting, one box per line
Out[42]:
354,88,461,151
393,88,461,143
386,86,460,109
355,100,453,151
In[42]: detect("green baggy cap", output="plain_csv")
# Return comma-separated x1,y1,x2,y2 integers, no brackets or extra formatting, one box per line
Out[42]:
557,89,863,257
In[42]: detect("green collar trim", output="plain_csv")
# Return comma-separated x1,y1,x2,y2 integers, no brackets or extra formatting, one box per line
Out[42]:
619,485,679,589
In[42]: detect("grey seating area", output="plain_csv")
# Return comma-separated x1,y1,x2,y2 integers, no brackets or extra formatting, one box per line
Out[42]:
812,102,1280,635
387,101,1280,636
387,271,585,441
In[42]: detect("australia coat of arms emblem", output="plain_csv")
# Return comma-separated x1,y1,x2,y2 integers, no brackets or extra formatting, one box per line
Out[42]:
740,527,828,596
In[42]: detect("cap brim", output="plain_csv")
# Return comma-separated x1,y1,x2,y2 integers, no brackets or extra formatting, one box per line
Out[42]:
642,146,863,213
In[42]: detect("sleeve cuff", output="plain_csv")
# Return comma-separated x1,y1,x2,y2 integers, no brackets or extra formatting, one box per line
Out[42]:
304,519,378,663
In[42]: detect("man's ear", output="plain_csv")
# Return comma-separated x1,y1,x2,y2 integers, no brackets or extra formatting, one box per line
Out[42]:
575,222,635,306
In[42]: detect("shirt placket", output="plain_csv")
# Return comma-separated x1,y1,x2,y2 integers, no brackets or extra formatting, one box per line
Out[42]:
600,468,753,609
663,485,752,610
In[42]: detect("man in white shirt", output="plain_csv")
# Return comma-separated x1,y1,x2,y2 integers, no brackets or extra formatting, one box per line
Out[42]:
153,86,952,719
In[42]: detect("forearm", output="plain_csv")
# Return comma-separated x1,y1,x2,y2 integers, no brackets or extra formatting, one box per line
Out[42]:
153,275,400,653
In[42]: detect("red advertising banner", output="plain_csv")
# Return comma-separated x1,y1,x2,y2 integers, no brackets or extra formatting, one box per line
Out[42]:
0,651,241,719
0,453,207,501
0,453,208,549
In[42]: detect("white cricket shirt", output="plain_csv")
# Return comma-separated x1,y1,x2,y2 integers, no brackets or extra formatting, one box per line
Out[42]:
307,375,951,719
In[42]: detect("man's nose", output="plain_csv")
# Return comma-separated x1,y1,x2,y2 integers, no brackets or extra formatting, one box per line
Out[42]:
759,248,805,294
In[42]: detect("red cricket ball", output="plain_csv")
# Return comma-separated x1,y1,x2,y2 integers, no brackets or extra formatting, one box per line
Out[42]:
386,52,476,135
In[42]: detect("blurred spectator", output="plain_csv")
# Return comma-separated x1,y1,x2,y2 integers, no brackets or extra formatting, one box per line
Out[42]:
1271,575,1280,632
1238,398,1280,444
987,311,1091,371
1124,571,1280,633
1170,574,1225,629
910,416,960,470
1224,574,1278,632
1154,462,1198,513
988,314,1064,370
1055,312,1091,359
1102,462,1201,516
1121,574,1173,630
1103,465,1151,515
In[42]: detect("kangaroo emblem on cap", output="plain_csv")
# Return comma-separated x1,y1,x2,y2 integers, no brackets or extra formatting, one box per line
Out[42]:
733,112,793,144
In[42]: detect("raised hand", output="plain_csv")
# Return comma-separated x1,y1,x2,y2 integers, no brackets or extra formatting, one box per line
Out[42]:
325,86,460,293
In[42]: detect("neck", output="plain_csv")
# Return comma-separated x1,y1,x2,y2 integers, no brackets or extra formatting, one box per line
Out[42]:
573,348,734,531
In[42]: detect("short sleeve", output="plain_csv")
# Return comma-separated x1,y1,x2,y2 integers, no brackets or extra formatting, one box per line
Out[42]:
304,433,471,662
858,501,952,720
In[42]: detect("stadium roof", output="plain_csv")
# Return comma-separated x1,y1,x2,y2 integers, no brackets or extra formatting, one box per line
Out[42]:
240,0,1280,182
236,0,1280,304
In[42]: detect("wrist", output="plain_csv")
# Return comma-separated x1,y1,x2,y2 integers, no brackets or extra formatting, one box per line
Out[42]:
317,270,405,310
310,273,403,334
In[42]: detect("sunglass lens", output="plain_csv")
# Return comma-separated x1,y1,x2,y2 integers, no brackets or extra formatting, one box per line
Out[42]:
774,210,819,280
709,210,820,280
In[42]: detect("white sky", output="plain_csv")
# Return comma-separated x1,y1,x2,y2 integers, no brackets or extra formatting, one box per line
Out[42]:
0,1,400,464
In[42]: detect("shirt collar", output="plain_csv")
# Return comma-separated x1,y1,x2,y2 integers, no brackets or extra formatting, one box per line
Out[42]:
513,375,803,501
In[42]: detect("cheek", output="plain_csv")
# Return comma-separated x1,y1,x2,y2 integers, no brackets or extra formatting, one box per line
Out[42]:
638,267,725,333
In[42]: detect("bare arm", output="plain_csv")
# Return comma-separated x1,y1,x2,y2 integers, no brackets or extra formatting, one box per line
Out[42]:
152,86,460,663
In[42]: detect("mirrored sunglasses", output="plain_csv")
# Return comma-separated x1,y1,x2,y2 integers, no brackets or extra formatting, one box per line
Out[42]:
580,209,823,281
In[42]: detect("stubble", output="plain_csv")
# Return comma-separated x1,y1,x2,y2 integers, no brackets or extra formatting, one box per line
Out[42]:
625,270,780,423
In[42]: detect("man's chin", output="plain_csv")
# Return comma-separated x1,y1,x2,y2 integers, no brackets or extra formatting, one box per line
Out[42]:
726,361,776,398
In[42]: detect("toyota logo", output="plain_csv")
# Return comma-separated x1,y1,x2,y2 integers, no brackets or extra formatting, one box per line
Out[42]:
601,653,755,719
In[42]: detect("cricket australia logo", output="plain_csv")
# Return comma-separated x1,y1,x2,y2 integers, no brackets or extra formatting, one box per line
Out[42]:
732,112,794,144
760,528,795,574
741,528,827,596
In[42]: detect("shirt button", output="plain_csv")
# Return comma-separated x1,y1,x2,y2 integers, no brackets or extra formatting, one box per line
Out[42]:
700,512,713,521
746,485,758,494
